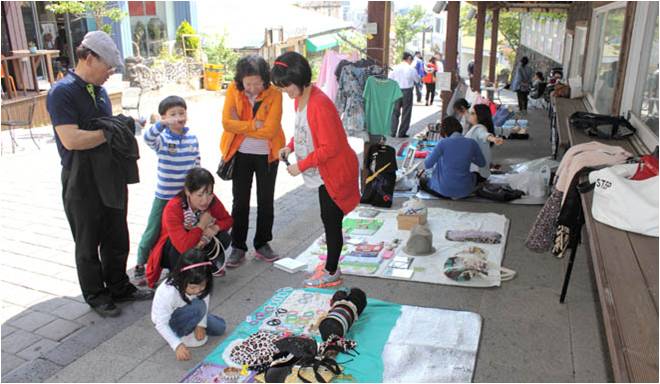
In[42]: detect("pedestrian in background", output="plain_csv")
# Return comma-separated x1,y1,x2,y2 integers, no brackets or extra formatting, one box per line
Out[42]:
413,51,425,103
512,56,533,114
389,51,420,138
423,57,438,106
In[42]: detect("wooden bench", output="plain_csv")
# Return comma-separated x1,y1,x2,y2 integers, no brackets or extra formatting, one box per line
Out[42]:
554,97,659,382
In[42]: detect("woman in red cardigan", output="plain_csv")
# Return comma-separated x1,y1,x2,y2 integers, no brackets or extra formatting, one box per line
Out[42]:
146,168,233,288
271,51,360,288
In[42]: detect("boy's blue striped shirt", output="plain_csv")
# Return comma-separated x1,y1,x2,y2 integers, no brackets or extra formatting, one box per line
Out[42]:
143,121,200,200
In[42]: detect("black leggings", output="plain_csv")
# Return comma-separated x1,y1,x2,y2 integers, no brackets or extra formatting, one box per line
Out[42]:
318,185,344,274
516,91,529,111
425,82,436,104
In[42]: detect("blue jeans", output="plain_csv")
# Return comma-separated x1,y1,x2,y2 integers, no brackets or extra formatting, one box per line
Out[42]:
169,298,226,337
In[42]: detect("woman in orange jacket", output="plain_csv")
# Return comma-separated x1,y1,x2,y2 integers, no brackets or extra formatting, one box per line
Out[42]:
220,55,285,267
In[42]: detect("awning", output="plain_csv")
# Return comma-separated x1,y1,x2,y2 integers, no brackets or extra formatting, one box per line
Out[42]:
306,34,338,53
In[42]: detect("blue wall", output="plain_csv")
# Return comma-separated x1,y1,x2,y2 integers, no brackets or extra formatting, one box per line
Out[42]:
174,1,196,30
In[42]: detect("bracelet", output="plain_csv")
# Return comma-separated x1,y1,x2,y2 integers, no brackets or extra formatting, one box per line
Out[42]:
222,367,241,381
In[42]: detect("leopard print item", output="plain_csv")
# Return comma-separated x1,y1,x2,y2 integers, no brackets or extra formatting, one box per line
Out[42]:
229,331,280,371
525,189,564,253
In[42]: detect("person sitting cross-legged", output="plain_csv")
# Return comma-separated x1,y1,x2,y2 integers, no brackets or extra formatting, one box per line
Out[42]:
419,116,486,200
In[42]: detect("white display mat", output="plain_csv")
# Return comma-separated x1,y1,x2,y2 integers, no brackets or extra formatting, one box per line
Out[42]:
295,207,510,287
382,306,482,382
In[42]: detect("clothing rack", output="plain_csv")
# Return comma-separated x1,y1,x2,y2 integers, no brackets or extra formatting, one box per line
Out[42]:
336,32,392,72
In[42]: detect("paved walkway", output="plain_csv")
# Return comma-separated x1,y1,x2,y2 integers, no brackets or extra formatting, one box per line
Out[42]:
0,89,610,382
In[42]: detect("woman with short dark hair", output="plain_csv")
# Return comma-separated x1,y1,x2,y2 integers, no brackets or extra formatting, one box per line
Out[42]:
272,51,360,288
419,116,486,199
220,55,285,267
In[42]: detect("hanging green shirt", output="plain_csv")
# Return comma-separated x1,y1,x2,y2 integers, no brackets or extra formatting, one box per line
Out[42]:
363,77,403,136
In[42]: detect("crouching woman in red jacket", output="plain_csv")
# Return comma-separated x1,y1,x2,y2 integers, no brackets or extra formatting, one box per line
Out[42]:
146,168,233,288
271,52,360,288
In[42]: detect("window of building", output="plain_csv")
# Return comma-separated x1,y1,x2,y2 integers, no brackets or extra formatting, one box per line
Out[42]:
569,25,587,79
632,9,658,136
620,1,659,148
129,1,168,57
584,3,626,114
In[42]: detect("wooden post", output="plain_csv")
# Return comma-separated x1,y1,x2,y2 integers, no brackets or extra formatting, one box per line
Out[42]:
441,1,460,118
363,1,392,190
367,1,391,69
472,2,486,91
489,8,499,85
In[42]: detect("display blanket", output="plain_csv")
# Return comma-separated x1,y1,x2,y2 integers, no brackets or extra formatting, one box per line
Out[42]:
183,288,482,383
296,207,510,287
414,190,547,205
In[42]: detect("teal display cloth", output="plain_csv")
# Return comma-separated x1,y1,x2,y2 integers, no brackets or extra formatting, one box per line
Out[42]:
201,287,402,383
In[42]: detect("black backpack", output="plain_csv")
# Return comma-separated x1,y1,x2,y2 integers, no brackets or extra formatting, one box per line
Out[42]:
360,144,397,208
569,111,636,140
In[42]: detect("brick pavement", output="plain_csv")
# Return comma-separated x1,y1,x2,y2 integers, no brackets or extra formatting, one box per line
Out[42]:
2,89,610,382
0,88,441,381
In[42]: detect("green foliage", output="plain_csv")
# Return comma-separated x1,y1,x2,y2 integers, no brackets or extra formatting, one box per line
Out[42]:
46,1,125,34
393,5,427,60
337,30,366,54
461,5,521,50
176,21,200,58
531,12,567,22
202,33,239,79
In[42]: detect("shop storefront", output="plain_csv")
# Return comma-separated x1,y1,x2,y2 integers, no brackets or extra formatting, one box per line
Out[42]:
1,1,197,77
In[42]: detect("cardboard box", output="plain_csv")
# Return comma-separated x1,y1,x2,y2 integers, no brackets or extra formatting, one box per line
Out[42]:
397,212,427,230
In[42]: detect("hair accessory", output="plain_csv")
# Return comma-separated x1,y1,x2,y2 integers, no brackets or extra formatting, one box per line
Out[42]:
274,61,288,68
180,261,212,272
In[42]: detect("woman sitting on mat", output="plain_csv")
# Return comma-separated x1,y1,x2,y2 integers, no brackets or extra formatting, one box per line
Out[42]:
419,116,486,199
464,104,505,183
146,168,233,288
272,51,360,289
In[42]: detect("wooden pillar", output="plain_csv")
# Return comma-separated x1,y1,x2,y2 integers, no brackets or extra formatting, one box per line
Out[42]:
472,2,486,91
488,8,499,85
441,1,460,118
366,1,391,69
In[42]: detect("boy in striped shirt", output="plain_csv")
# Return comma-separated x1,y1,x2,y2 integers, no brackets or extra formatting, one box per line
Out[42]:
134,96,200,284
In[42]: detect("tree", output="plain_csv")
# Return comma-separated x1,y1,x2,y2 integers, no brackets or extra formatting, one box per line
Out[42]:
393,5,427,60
461,5,521,50
337,29,367,54
176,21,200,58
202,33,239,79
46,1,125,34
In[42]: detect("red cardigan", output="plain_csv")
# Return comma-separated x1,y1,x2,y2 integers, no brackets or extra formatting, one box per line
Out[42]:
287,86,360,214
146,194,233,288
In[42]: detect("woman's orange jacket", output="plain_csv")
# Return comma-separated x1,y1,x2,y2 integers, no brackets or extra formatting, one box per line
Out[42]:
220,82,285,163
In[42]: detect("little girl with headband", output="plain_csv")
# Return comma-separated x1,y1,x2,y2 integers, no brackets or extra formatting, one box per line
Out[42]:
151,248,226,361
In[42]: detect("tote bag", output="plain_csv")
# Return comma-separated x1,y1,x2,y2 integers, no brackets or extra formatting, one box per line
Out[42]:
588,164,659,237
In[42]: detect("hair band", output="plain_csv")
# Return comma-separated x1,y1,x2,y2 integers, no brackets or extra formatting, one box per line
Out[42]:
274,61,288,68
180,261,212,272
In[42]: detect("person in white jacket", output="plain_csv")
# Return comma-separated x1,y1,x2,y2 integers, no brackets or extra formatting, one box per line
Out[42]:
151,249,226,361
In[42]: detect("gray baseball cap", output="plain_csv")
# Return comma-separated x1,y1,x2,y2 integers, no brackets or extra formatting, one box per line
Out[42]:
81,31,121,69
